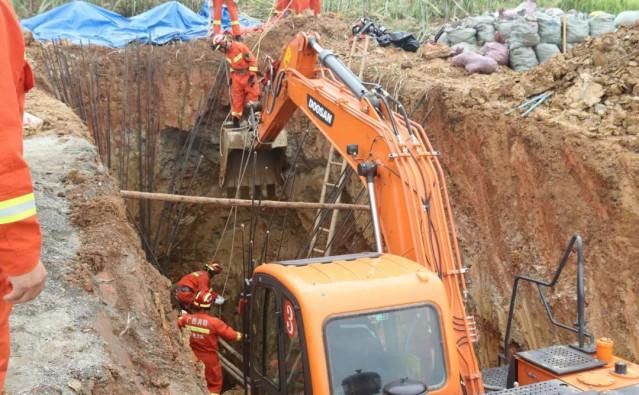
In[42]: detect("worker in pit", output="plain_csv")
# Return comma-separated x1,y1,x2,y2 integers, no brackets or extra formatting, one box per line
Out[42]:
172,260,224,313
178,290,243,395
209,0,242,40
274,0,321,16
0,2,48,390
211,34,261,128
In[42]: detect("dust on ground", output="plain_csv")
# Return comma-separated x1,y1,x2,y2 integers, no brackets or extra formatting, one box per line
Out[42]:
7,89,206,394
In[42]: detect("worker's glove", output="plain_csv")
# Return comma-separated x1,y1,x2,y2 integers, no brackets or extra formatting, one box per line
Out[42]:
248,73,256,87
214,295,225,305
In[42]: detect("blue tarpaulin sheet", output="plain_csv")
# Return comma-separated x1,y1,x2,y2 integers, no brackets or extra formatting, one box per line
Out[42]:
21,1,262,48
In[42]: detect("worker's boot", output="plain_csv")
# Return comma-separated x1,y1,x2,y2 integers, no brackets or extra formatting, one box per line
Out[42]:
232,117,241,128
234,35,243,42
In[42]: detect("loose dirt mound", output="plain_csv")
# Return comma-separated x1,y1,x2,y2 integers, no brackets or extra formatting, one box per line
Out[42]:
10,89,206,394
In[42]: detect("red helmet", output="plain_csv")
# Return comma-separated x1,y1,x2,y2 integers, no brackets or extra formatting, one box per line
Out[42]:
212,34,228,51
193,290,215,308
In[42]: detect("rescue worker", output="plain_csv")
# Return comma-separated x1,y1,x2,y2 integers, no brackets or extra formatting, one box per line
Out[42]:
274,0,320,16
209,0,241,40
172,260,223,312
0,2,48,389
178,290,243,395
211,34,260,128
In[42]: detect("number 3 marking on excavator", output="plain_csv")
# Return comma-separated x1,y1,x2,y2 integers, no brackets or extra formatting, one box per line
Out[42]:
284,300,296,338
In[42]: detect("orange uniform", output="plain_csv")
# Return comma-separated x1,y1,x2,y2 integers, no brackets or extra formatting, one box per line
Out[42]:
178,312,242,394
0,1,41,389
210,0,241,37
175,271,216,310
225,41,259,119
275,0,320,15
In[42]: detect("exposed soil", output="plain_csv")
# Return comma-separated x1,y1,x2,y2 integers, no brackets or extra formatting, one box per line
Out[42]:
23,13,639,391
8,89,206,394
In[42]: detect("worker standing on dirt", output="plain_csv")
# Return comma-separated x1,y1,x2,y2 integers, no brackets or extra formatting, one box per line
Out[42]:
211,34,260,128
172,260,223,312
209,0,242,40
178,290,243,395
0,1,48,390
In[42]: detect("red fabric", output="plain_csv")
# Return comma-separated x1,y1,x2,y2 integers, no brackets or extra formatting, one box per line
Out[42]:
0,2,40,390
177,312,240,393
225,41,257,73
177,270,210,293
211,0,241,36
225,41,259,118
231,72,259,118
175,270,214,308
274,0,319,14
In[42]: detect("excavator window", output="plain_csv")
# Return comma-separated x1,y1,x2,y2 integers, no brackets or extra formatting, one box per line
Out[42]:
324,304,447,395
250,277,310,395
251,285,281,391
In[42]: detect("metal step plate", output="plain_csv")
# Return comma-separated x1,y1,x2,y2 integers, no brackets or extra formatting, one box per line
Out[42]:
517,345,605,375
489,379,581,394
482,365,509,390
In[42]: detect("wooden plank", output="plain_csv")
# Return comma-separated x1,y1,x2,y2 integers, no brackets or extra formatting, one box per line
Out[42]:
120,190,370,211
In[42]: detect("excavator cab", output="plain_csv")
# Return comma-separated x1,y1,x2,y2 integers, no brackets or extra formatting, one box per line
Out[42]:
247,253,461,395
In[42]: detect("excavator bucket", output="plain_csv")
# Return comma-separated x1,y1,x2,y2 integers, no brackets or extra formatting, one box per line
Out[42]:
219,123,287,198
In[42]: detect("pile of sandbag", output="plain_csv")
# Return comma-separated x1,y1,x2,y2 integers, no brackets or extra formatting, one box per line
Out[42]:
436,2,639,72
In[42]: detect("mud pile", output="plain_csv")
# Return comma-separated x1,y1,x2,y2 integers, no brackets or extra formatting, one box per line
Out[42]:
514,26,639,136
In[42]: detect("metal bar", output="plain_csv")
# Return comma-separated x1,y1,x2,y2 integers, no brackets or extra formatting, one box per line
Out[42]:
367,178,384,254
308,36,369,100
499,234,590,364
219,338,243,360
120,190,370,211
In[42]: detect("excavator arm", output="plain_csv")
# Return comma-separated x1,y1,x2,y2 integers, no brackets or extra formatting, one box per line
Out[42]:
256,32,484,394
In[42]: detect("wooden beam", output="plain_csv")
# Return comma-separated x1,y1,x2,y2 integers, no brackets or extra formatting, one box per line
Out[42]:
120,190,370,211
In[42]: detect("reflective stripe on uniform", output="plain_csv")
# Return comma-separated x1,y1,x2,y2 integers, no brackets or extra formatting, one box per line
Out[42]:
249,66,258,72
235,332,243,341
232,53,243,63
192,272,200,277
186,325,211,334
231,112,242,117
231,21,240,25
226,57,232,63
213,20,222,25
0,193,36,225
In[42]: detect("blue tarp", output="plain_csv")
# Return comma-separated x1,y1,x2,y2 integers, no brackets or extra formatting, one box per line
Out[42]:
21,1,262,48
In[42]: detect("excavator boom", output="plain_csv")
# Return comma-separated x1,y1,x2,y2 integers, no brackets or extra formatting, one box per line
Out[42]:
257,32,483,394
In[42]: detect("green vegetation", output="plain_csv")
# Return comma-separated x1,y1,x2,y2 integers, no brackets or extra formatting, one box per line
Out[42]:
11,0,639,24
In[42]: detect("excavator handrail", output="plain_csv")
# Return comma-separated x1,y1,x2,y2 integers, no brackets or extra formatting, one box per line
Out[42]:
499,234,593,365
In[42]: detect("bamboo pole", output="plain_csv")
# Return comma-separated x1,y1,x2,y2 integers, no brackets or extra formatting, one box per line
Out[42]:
120,190,371,211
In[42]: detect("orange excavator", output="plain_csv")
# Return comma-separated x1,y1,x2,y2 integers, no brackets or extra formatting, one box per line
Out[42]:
227,32,639,395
